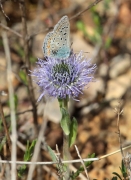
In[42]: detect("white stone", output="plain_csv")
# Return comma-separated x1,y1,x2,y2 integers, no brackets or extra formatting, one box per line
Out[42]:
106,71,131,101
99,63,109,77
77,78,105,107
109,54,130,78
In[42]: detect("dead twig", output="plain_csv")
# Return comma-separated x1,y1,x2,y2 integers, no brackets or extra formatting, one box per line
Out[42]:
0,158,6,179
27,116,47,180
69,0,103,20
29,0,103,39
75,145,89,180
0,22,22,37
5,108,34,118
114,100,130,178
43,166,58,179
0,0,103,42
0,0,10,20
2,20,17,180
19,0,38,126
114,100,124,158
0,144,131,165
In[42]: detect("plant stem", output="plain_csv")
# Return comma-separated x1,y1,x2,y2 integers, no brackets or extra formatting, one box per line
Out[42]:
63,133,71,179
19,0,38,126
62,98,71,180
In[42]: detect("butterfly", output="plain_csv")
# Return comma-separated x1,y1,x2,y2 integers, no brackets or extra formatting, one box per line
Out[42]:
43,16,71,59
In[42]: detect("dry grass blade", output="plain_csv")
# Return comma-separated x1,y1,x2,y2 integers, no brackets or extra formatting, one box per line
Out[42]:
27,117,47,180
2,21,17,180
75,145,89,180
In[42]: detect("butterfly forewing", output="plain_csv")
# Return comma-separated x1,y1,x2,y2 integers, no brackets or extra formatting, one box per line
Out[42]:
43,32,53,57
43,16,70,59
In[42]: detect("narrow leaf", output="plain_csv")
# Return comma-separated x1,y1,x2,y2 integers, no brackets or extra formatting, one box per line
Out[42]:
112,177,118,180
112,172,122,180
19,70,27,84
70,153,95,179
69,117,78,147
18,140,36,177
47,146,57,163
60,108,70,135
120,160,127,178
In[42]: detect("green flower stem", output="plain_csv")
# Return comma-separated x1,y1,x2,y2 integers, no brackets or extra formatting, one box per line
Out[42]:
63,98,71,180
63,133,71,179
58,97,71,180
62,98,71,156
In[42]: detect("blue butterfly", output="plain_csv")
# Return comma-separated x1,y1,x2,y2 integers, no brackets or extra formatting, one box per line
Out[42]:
43,16,71,59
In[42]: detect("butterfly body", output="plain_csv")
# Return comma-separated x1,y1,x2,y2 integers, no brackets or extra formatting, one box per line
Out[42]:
43,16,71,59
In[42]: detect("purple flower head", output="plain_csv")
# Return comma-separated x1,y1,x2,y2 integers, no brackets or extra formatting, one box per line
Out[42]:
31,51,97,102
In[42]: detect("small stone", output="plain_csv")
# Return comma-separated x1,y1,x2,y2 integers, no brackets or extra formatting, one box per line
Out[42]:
106,71,131,101
99,63,108,77
78,78,105,106
78,130,89,144
16,86,28,101
109,54,130,78
40,99,61,123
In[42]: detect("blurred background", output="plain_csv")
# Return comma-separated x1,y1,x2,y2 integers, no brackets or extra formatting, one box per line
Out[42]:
0,0,131,179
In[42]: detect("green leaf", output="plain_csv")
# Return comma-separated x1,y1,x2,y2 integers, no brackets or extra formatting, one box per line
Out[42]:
104,0,111,9
112,172,122,180
23,141,29,160
80,153,95,169
76,21,88,37
30,56,36,64
93,14,101,26
47,146,57,163
18,140,36,177
18,164,27,177
0,118,3,131
69,118,78,147
29,139,37,155
112,177,118,180
70,153,95,179
60,108,70,135
14,94,18,109
19,70,27,85
91,7,101,26
105,37,112,49
121,160,127,178
121,160,126,173
0,136,6,151
24,140,36,161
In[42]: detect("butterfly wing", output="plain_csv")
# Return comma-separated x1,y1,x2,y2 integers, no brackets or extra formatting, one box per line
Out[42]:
43,16,70,59
43,31,53,57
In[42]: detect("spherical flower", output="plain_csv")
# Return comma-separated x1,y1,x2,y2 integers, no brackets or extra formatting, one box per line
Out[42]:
31,51,97,101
